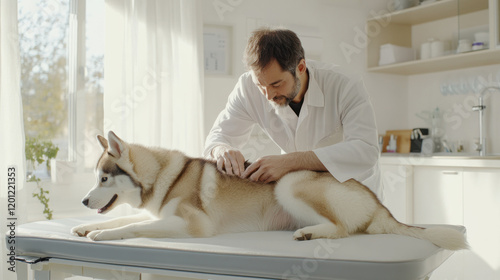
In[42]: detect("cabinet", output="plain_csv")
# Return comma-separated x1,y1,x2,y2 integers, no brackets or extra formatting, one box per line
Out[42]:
413,166,500,280
366,0,500,75
413,166,463,225
380,164,413,223
413,166,465,280
463,168,500,280
493,0,500,47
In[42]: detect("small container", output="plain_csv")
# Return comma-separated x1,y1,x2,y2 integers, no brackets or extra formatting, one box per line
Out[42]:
379,44,415,66
420,41,431,60
457,39,472,53
391,0,418,10
421,138,435,155
472,42,485,51
474,32,489,47
386,134,397,153
456,140,465,153
431,40,445,58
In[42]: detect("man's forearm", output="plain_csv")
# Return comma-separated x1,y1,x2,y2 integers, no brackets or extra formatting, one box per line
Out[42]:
287,151,327,173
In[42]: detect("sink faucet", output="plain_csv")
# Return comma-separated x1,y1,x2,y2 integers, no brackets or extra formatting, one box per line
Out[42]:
472,86,500,156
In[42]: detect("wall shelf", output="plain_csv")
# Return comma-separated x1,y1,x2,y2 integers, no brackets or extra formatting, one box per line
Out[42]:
367,0,488,25
368,48,500,75
366,0,499,75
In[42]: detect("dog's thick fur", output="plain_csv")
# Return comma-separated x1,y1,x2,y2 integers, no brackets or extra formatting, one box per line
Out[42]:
72,131,467,250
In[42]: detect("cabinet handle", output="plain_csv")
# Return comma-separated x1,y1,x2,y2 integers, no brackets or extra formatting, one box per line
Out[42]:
442,171,459,175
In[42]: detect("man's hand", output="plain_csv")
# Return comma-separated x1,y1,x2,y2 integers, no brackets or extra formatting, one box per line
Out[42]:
242,154,292,183
212,146,246,176
242,151,327,183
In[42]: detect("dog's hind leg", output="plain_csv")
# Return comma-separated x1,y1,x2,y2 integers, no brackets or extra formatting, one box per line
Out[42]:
293,223,348,240
176,203,216,238
275,172,349,240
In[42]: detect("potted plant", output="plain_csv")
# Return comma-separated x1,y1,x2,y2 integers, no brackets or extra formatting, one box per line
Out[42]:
25,137,59,220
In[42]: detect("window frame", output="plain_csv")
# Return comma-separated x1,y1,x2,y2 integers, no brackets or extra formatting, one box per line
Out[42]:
68,0,87,164
20,0,105,222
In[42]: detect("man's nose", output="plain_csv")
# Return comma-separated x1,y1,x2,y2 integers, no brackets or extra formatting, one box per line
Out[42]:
264,88,276,101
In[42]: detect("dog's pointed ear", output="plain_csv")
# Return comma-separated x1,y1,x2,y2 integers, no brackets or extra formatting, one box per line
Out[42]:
107,131,125,158
96,135,108,150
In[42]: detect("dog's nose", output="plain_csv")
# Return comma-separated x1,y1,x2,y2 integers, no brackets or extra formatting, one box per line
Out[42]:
82,198,89,206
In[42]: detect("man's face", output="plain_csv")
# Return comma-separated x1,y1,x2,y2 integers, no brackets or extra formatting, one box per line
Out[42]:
251,59,301,109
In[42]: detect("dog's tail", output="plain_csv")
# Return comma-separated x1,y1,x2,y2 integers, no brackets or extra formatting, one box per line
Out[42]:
392,224,468,250
366,208,468,251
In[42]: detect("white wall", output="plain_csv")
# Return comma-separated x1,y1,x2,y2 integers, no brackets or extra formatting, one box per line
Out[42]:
202,0,500,157
202,0,406,159
408,64,500,154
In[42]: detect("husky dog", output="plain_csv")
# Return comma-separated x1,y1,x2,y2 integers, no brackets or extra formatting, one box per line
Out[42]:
72,131,467,250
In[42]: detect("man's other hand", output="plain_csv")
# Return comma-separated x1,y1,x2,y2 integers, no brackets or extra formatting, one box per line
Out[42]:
242,154,293,183
213,147,246,177
241,152,327,184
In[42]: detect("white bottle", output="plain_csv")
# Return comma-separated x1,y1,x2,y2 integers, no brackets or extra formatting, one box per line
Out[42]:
431,40,445,58
420,39,432,60
457,39,472,53
386,135,397,153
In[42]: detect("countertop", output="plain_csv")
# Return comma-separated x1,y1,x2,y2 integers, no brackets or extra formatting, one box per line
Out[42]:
380,153,500,168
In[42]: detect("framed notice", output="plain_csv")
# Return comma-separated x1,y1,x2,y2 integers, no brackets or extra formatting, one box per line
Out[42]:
203,25,232,75
497,0,500,48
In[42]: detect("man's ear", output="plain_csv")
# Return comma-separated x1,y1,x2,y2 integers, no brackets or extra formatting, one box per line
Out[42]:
107,131,125,158
96,135,108,150
296,59,307,76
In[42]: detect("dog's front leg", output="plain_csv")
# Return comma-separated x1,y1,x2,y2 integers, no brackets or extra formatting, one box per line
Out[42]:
86,215,190,241
71,212,152,237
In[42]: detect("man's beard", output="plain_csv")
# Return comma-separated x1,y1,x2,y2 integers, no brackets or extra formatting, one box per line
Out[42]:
270,76,301,110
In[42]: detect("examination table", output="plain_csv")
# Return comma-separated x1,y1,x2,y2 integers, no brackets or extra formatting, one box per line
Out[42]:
10,216,464,280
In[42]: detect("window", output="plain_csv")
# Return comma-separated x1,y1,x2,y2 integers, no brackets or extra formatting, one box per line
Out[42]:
19,0,104,174
18,0,104,221
19,0,70,178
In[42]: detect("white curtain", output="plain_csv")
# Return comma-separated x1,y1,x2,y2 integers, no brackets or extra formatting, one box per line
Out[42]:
105,0,204,157
0,1,25,279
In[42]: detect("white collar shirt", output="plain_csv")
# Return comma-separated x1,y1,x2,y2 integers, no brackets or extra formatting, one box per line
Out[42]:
204,60,382,198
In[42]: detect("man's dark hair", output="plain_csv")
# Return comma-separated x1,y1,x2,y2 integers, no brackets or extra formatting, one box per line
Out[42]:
243,27,305,76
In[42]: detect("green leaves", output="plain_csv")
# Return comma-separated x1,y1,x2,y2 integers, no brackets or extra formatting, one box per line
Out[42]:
25,137,58,220
25,136,59,166
32,187,52,220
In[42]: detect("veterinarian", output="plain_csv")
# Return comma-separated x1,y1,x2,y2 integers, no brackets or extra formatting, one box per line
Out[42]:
203,27,382,198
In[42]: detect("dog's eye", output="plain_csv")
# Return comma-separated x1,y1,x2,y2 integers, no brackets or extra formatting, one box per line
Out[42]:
101,177,108,183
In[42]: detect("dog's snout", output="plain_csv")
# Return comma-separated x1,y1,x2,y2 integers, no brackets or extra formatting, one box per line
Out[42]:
82,198,89,207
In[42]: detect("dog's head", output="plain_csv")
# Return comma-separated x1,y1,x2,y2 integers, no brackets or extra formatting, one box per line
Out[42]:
82,131,142,214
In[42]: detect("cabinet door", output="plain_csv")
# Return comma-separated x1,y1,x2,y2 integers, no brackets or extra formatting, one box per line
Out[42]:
380,164,412,223
413,166,464,225
413,166,465,280
463,169,500,280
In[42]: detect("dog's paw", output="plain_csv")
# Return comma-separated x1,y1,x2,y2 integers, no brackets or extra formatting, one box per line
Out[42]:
293,229,313,241
71,224,95,237
87,229,116,241
87,229,126,241
293,224,348,241
86,230,103,241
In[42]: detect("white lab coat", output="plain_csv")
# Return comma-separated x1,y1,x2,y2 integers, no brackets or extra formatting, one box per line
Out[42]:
204,60,382,198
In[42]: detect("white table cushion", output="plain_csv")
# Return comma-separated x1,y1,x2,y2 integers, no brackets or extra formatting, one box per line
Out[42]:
12,216,463,280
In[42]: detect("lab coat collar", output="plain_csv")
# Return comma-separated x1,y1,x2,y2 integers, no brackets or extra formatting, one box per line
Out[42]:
304,65,325,108
267,65,325,114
